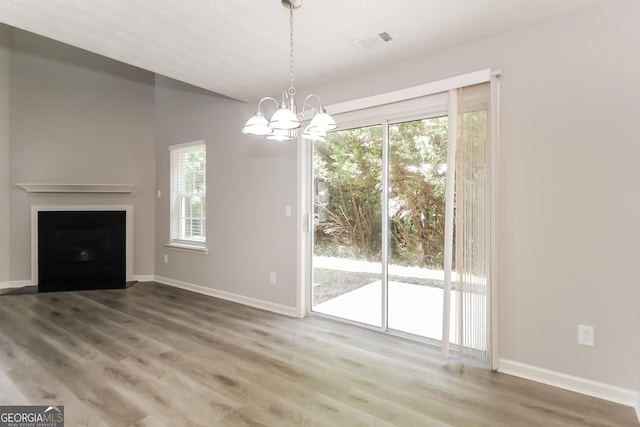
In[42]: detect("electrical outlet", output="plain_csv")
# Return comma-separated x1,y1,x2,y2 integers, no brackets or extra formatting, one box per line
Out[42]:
164,254,169,264
270,272,277,284
578,324,594,347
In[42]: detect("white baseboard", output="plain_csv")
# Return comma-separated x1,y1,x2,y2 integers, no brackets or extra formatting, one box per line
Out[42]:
499,359,638,409
0,280,34,289
154,275,298,318
132,275,154,282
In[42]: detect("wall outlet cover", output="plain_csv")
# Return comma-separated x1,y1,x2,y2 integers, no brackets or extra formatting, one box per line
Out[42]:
578,324,595,347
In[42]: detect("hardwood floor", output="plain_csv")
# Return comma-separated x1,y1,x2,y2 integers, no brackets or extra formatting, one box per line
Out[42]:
0,282,636,426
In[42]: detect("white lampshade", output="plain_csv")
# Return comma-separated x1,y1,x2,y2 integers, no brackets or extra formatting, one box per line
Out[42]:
270,106,301,130
302,125,326,141
267,128,295,141
306,110,337,132
242,112,272,136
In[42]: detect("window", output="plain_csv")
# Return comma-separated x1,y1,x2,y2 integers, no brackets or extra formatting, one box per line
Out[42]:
169,140,206,248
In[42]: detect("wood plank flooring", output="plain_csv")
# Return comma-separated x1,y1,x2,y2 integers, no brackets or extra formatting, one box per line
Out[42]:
0,282,636,426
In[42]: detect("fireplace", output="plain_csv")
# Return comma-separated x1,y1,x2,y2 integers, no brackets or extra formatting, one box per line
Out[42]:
37,210,127,292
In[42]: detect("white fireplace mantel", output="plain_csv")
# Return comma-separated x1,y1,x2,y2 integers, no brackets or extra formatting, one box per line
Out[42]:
16,183,136,193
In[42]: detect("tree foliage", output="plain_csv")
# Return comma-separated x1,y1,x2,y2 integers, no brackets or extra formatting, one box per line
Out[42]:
314,117,449,269
314,125,383,260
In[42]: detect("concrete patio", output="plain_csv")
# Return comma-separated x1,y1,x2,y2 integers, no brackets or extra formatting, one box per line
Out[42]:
313,256,485,349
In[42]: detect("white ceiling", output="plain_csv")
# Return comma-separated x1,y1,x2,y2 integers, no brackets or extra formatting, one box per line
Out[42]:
0,0,608,103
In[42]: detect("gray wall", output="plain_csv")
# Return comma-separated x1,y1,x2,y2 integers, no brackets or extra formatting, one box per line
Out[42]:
0,25,9,284
1,0,637,399
7,28,156,281
303,0,640,391
154,76,298,309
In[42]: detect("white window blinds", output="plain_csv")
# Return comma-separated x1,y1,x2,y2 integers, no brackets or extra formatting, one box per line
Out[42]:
169,141,206,245
451,82,492,366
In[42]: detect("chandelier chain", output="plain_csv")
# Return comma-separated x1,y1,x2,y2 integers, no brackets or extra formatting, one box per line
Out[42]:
288,5,296,96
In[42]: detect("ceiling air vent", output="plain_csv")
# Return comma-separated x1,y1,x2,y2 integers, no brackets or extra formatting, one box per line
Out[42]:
352,32,393,50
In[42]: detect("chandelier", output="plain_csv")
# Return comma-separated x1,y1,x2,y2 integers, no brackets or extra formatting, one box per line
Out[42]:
241,0,337,141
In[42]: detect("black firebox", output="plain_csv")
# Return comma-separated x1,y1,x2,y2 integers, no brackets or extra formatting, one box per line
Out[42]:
38,211,126,292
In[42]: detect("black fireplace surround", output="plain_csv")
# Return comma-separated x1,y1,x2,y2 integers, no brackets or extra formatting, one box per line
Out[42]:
38,210,126,292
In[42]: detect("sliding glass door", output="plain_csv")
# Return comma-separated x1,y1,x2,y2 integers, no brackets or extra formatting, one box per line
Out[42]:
312,125,383,327
308,81,493,366
387,116,449,340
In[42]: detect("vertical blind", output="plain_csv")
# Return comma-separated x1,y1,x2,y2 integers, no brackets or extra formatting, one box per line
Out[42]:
450,83,491,366
169,141,206,244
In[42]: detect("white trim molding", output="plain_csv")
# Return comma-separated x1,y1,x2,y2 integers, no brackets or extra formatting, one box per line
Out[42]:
16,183,136,193
132,275,155,282
499,359,639,409
327,69,492,116
636,394,640,423
296,136,311,319
164,243,209,254
0,280,33,290
154,276,298,318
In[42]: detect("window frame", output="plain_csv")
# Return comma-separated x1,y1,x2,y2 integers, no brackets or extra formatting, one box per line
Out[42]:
167,140,208,253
